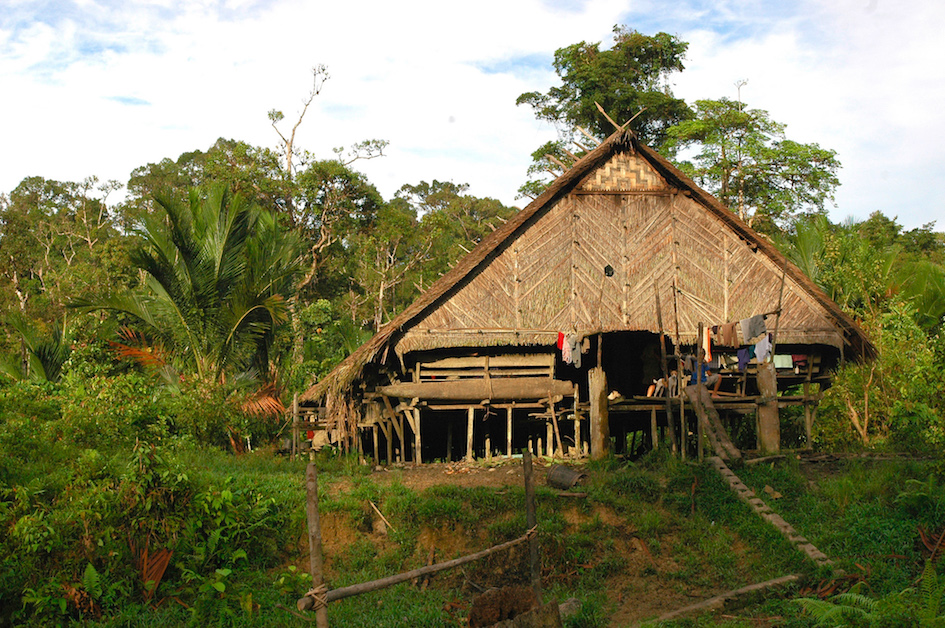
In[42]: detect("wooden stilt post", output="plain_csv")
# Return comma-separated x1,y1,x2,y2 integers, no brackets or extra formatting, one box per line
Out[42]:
372,425,379,467
466,407,475,462
381,396,405,463
650,407,658,451
412,408,422,465
758,270,787,454
523,450,542,604
696,322,705,461
447,420,454,462
573,383,582,457
549,399,563,458
396,414,405,463
589,335,610,459
378,421,392,466
506,407,513,458
803,381,812,448
485,419,492,463
302,462,329,627
545,422,553,457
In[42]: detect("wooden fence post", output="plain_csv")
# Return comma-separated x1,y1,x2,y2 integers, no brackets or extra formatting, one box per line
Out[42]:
523,450,542,604
303,462,329,627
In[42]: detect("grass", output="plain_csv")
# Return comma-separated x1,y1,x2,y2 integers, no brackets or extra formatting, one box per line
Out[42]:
2,430,941,627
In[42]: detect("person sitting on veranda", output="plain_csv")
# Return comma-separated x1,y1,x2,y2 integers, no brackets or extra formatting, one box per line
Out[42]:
687,349,722,396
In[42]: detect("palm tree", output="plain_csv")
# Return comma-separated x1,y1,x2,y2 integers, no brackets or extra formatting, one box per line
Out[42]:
0,313,72,383
76,185,299,405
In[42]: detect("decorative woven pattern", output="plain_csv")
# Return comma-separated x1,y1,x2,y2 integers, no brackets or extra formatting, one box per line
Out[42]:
580,152,667,191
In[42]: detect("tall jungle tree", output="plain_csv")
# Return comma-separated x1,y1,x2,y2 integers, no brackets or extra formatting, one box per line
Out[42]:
516,26,691,197
661,98,840,232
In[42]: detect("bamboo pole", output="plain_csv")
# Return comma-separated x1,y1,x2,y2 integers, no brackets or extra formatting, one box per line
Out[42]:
697,322,705,461
549,399,563,458
292,393,299,460
654,282,671,452
299,532,534,607
672,280,683,457
523,450,542,604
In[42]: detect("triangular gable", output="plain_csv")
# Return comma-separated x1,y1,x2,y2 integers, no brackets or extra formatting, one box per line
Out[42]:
303,130,874,403
398,147,847,355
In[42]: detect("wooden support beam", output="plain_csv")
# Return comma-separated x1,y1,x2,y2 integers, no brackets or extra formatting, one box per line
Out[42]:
380,395,405,463
548,398,563,458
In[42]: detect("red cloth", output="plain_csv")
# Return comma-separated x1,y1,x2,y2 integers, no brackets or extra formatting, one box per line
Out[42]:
557,332,565,349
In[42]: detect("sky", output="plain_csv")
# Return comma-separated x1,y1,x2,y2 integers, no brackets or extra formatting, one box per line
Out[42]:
1,0,943,230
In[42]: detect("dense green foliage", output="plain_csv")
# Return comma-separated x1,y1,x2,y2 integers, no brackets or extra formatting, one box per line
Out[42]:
661,98,841,233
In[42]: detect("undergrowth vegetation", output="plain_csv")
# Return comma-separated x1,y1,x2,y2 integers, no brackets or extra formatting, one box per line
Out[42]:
0,374,943,626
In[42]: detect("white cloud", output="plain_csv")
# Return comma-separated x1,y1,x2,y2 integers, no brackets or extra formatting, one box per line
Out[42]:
0,0,942,230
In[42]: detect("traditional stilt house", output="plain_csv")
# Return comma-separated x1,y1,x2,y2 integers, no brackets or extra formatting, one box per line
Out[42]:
300,128,875,464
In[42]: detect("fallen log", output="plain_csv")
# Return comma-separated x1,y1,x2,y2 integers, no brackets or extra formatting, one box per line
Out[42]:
641,574,801,625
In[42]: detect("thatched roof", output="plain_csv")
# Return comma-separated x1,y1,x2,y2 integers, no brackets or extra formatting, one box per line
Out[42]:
302,129,875,403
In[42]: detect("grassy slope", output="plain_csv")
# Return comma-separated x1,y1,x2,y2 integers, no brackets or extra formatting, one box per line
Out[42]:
2,442,942,627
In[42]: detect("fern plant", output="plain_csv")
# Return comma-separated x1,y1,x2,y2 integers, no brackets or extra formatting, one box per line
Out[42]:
918,560,945,627
795,561,945,627
795,589,878,626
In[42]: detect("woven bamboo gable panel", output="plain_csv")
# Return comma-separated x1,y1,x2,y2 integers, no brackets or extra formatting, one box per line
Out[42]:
668,195,842,347
395,149,844,355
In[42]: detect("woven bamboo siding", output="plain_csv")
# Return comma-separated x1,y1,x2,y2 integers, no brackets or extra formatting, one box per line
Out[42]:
668,195,842,347
406,149,843,350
